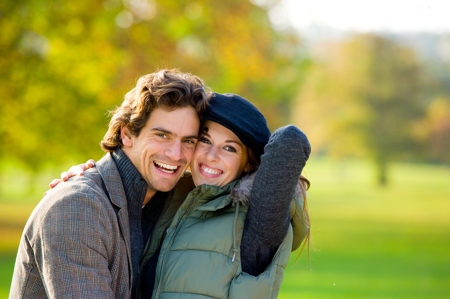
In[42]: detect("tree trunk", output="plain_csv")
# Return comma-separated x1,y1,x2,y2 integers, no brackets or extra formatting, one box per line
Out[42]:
376,157,389,187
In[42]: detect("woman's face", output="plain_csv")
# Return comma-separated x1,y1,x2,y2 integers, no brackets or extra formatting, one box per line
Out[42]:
191,121,251,187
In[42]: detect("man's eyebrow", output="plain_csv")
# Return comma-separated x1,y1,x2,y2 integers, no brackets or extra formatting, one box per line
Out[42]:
151,127,172,134
152,127,199,139
184,134,199,140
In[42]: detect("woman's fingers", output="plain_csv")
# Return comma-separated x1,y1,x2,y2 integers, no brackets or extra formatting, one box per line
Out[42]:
49,160,96,192
61,171,70,181
85,159,95,168
49,179,63,189
73,165,86,175
48,160,96,193
66,164,85,177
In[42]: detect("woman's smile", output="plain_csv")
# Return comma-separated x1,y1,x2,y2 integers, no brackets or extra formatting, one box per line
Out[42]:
191,121,251,188
198,163,223,177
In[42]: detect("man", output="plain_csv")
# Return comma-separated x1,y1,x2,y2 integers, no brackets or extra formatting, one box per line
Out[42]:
10,69,210,298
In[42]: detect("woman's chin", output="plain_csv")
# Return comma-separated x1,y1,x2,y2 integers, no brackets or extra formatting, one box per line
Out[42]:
193,177,216,187
193,176,232,187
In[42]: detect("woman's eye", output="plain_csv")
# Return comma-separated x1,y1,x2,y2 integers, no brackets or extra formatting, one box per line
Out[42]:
224,146,236,152
199,137,211,144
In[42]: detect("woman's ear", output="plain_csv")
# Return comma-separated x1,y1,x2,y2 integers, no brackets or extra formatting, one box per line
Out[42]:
121,124,133,147
244,163,254,173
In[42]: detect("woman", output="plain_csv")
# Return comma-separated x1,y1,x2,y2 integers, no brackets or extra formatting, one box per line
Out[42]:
52,93,311,299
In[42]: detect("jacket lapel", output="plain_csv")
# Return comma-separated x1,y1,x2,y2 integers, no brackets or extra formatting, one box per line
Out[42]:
96,153,133,289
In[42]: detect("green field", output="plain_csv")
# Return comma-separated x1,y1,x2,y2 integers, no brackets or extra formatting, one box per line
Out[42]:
1,158,449,298
280,158,450,299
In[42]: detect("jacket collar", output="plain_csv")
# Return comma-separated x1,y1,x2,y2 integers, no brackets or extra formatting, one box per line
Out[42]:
95,152,133,287
96,152,128,209
194,180,239,211
193,173,258,212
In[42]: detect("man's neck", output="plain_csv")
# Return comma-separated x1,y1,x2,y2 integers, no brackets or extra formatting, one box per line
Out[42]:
143,188,156,206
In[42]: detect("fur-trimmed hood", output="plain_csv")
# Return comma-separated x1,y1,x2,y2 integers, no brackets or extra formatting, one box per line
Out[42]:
229,173,256,206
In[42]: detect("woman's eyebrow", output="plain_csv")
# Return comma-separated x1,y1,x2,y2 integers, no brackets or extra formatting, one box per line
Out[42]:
225,140,243,147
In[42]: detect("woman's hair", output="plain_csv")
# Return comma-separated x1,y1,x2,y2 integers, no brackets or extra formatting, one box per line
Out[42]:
101,69,211,152
245,148,260,174
297,175,312,266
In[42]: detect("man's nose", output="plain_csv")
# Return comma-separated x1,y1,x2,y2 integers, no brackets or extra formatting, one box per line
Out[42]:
165,140,183,161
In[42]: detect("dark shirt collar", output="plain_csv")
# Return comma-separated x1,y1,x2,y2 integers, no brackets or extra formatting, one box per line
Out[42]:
112,147,148,210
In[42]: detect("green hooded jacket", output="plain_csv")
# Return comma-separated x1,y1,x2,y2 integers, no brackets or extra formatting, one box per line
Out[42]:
140,174,308,299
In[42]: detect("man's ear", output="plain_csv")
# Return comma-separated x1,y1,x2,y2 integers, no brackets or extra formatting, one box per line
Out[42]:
121,124,133,147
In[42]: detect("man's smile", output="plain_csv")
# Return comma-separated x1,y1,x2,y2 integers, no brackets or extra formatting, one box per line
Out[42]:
153,161,181,174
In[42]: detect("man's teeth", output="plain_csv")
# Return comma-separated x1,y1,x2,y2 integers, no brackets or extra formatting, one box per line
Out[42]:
155,162,177,169
154,161,178,173
201,165,222,175
159,168,174,174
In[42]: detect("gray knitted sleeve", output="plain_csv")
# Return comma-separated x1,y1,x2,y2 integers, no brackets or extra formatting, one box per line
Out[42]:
240,125,310,276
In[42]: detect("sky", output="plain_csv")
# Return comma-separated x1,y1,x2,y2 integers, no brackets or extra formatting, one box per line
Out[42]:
264,0,450,33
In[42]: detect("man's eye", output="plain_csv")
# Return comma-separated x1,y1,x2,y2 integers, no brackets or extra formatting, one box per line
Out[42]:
157,133,167,138
224,146,236,152
183,139,196,144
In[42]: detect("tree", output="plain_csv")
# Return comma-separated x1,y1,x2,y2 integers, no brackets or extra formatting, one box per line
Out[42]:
0,0,305,190
421,97,450,163
292,34,425,185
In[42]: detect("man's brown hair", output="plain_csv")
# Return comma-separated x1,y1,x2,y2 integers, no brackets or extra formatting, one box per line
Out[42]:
101,69,211,152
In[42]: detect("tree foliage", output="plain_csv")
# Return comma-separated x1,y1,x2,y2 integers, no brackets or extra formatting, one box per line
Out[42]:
0,0,305,174
421,97,450,163
292,34,426,185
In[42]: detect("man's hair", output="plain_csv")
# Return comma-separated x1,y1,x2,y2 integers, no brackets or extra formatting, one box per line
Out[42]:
101,69,211,152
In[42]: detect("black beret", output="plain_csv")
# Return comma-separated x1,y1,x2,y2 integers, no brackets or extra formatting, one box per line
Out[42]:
203,93,271,159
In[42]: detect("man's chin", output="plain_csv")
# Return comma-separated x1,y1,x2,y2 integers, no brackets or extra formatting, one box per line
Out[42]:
147,177,181,193
146,164,188,192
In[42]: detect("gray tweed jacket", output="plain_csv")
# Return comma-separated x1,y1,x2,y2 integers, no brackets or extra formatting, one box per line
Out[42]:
10,153,132,298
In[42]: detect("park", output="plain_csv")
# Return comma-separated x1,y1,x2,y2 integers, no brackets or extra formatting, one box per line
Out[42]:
1,157,449,298
1,0,449,298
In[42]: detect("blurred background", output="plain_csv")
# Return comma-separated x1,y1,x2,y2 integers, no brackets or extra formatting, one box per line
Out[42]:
1,0,449,298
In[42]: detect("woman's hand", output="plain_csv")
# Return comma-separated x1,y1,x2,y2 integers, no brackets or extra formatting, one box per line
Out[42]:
45,159,96,194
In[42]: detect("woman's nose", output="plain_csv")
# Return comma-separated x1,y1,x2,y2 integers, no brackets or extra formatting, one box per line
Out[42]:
205,146,219,162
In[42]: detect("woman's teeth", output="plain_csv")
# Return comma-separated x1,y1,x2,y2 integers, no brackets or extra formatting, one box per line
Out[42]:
154,161,178,173
201,164,222,175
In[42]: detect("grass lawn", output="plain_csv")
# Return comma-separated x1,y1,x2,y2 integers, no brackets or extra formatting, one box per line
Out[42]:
1,158,449,298
279,158,450,298
0,254,17,299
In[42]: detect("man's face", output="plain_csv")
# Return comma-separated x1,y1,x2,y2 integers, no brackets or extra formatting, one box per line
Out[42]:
122,106,200,195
